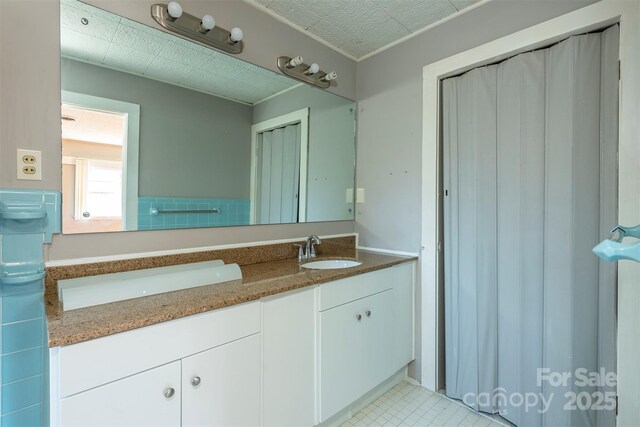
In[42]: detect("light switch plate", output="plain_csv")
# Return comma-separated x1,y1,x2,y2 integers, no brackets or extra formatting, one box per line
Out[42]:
17,149,42,180
356,188,365,204
346,188,354,203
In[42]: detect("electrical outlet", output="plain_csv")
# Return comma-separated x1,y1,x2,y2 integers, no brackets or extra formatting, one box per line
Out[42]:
22,154,36,164
17,149,42,180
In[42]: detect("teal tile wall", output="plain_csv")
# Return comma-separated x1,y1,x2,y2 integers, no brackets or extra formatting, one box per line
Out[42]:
138,197,250,230
0,189,60,427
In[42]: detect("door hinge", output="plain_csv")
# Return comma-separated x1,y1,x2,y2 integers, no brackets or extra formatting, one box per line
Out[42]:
619,60,621,81
437,241,442,253
615,394,618,416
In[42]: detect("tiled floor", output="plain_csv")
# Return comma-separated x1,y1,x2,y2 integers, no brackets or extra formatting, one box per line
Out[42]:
341,381,506,427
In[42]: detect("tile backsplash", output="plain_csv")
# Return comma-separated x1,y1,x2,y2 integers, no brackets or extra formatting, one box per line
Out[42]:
0,189,60,426
137,197,250,230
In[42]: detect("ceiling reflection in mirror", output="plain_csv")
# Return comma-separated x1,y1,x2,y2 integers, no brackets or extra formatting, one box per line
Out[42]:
60,0,356,234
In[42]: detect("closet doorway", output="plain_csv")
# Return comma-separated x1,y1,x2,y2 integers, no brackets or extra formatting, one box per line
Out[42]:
250,108,309,225
421,2,639,425
441,26,618,427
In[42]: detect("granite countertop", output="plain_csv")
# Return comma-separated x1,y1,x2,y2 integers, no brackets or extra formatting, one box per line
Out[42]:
46,250,417,347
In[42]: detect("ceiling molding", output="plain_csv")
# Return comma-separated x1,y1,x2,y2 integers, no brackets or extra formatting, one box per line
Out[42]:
357,0,493,62
253,82,306,105
240,0,359,62
245,0,492,63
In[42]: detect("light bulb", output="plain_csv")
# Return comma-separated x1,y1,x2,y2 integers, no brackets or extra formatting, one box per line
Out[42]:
287,56,304,68
229,27,243,43
167,2,183,19
305,63,319,75
322,71,337,82
202,15,215,30
198,14,215,33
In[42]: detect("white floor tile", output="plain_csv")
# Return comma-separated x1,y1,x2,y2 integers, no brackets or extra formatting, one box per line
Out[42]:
341,380,507,427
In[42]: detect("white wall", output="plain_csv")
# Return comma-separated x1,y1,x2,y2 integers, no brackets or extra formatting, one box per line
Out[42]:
354,0,598,253
0,0,62,191
0,0,357,261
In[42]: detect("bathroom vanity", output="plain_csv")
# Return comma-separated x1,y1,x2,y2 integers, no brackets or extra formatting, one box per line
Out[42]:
46,244,416,427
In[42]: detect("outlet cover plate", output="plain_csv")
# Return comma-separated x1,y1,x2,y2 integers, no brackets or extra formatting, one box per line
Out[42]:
17,149,42,180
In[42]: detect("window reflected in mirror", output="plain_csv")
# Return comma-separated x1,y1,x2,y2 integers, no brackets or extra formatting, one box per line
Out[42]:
62,105,127,233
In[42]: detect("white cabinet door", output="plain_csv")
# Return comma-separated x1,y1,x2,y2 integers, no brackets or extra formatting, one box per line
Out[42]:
360,289,394,392
320,289,395,422
182,333,261,427
60,361,181,427
263,287,316,426
319,297,364,422
392,262,415,368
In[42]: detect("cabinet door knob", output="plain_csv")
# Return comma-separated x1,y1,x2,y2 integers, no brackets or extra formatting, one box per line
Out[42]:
366,310,371,317
191,376,201,386
164,387,175,399
356,313,362,321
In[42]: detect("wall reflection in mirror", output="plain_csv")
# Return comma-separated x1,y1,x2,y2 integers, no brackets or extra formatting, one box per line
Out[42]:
60,0,356,234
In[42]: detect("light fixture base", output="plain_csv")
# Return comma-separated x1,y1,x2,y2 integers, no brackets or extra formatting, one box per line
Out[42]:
277,56,331,89
151,4,243,54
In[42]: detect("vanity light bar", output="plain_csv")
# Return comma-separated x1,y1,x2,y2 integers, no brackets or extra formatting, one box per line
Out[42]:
151,3,244,54
277,56,337,89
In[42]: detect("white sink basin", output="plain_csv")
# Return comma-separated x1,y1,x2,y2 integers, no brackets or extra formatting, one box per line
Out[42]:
301,260,362,270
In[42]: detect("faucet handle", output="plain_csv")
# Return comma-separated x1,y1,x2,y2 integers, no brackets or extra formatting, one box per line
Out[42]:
293,243,304,261
309,242,318,258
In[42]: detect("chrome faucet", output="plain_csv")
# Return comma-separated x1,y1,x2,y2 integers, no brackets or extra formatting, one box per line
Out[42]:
305,235,322,258
294,235,322,261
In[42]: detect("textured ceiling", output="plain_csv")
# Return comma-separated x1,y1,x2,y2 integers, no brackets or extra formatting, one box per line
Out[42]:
60,0,297,105
251,0,481,59
62,105,125,145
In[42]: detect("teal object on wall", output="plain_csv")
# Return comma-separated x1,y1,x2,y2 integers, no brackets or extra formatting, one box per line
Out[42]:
0,189,61,426
609,224,640,242
593,224,640,263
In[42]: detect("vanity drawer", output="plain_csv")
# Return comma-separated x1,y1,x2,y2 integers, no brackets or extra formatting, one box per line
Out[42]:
56,300,260,398
319,267,394,311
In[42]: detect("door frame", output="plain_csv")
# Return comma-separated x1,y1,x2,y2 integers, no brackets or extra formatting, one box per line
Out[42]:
61,91,140,231
420,3,639,422
250,108,309,224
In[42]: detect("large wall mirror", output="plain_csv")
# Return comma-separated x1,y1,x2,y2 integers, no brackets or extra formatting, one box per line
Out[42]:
59,0,356,234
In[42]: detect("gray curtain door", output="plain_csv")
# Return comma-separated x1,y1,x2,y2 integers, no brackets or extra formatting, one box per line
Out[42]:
443,25,619,427
256,123,301,224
